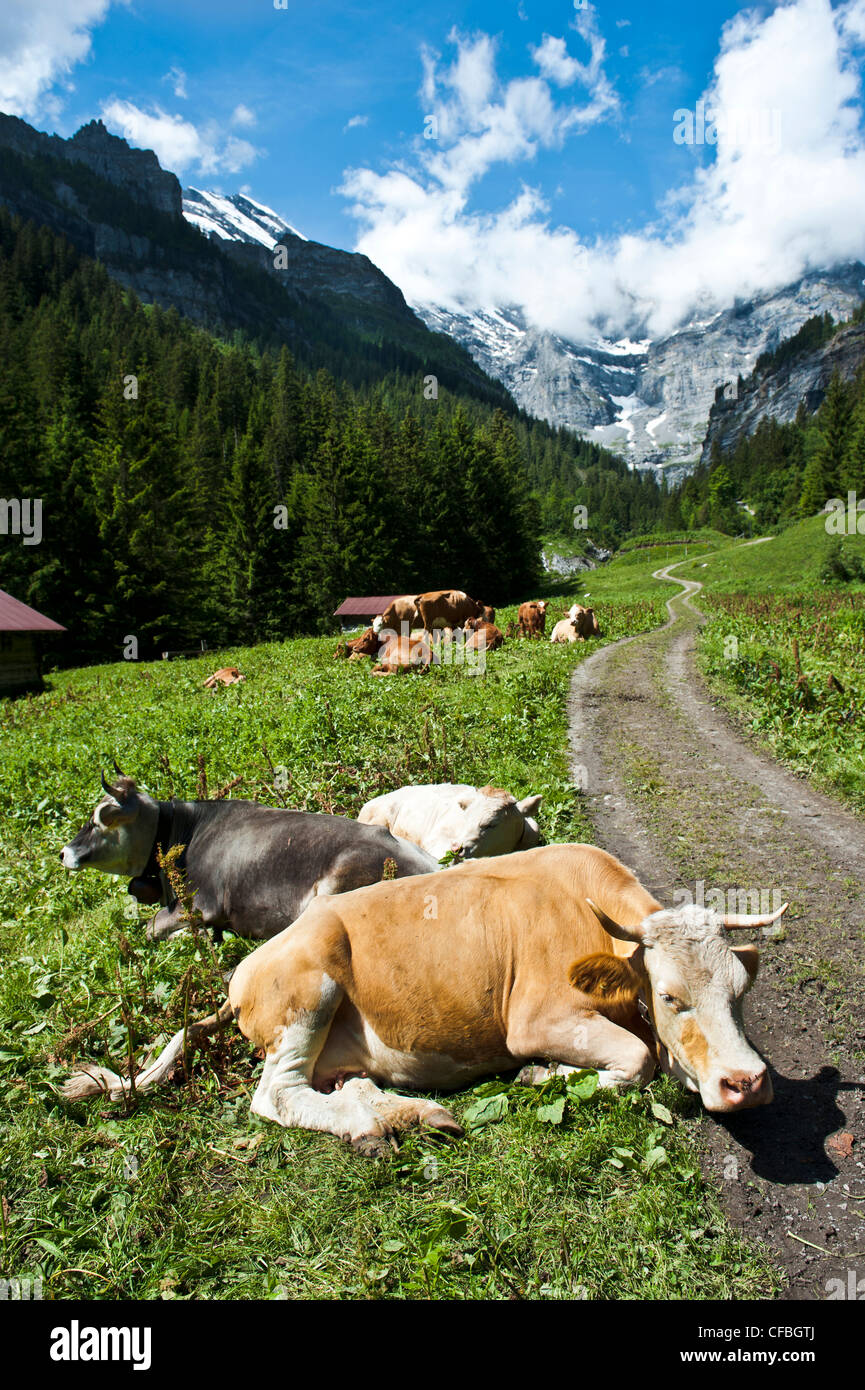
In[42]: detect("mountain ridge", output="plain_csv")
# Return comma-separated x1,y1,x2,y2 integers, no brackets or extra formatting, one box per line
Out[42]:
413,266,865,474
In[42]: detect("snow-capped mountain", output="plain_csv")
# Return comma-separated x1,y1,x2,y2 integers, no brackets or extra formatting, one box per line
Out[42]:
182,187,305,249
416,264,865,473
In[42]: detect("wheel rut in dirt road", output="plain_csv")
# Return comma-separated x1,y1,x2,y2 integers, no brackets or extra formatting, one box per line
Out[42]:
568,563,865,1300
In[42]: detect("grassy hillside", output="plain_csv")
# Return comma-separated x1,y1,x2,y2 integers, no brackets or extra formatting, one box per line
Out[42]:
678,515,865,593
671,518,865,812
0,570,777,1301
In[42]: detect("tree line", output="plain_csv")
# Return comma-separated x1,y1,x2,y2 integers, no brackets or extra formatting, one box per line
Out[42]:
0,211,542,665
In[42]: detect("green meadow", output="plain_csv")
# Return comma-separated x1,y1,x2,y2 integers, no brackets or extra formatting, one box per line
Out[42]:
0,567,778,1301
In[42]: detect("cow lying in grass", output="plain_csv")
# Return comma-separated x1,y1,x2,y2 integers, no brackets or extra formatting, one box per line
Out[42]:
358,783,541,859
63,844,785,1152
60,774,437,942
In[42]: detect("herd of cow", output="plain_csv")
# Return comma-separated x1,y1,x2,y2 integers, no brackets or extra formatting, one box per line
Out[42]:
59,762,784,1155
336,590,602,671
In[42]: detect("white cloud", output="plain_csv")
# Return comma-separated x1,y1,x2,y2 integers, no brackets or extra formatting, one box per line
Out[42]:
231,103,256,127
343,113,369,131
164,66,187,100
101,99,259,176
342,0,865,342
407,20,619,198
531,35,581,87
0,0,113,119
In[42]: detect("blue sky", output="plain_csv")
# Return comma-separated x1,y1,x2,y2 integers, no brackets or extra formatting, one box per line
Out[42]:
2,1,865,338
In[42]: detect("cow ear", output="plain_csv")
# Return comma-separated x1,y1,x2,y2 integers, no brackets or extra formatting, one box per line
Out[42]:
732,944,760,983
516,794,542,817
568,952,640,1002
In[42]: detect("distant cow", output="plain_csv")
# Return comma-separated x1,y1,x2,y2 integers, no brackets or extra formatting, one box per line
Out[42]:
415,590,491,632
335,627,380,660
518,601,547,639
372,633,434,674
570,605,600,639
549,617,580,643
464,619,504,652
551,608,600,643
204,667,245,688
358,783,542,860
373,596,420,634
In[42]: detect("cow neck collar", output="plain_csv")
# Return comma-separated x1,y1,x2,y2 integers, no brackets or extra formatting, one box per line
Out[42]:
127,800,176,908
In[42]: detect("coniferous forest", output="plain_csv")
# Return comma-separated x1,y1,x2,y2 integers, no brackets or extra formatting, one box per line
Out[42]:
3,203,864,669
0,210,642,663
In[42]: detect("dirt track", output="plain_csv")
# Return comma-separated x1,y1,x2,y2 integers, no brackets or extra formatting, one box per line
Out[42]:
568,564,865,1300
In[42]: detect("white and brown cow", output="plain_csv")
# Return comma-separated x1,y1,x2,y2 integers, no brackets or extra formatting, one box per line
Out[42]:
358,782,541,860
63,844,784,1154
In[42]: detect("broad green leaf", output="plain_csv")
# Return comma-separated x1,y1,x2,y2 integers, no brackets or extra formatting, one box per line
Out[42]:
642,1146,668,1172
536,1095,566,1125
566,1069,599,1101
650,1101,674,1126
463,1093,509,1129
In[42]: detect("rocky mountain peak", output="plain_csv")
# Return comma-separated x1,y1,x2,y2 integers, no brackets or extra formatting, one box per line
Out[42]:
0,112,182,220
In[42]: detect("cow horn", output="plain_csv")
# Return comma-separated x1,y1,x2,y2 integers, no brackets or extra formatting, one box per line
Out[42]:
100,769,118,798
585,898,643,942
112,758,125,777
721,902,788,930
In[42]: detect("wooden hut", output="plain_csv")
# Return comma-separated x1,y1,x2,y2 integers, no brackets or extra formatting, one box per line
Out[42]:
0,588,66,695
333,596,402,634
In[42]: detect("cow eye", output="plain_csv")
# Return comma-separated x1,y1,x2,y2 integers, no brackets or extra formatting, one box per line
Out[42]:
659,992,681,1009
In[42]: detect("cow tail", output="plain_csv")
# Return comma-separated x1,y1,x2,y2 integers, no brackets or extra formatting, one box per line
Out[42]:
61,998,235,1104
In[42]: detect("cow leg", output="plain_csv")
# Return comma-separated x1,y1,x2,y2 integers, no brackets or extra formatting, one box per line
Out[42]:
507,1009,655,1091
345,1077,463,1138
250,985,400,1156
146,903,187,940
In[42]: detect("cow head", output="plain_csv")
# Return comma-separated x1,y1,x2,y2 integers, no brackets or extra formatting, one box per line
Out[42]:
61,775,158,877
586,898,787,1111
431,787,543,859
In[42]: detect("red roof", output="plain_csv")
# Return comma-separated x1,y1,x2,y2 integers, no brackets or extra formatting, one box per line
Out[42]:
0,588,66,632
333,596,403,618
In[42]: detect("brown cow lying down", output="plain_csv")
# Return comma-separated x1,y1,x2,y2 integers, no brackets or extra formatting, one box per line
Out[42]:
372,633,434,674
203,667,245,688
415,589,493,631
63,845,786,1152
335,627,381,661
518,600,547,638
464,618,504,651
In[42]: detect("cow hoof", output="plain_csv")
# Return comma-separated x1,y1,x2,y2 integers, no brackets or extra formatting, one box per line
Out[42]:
516,1064,549,1085
423,1108,464,1139
351,1132,396,1159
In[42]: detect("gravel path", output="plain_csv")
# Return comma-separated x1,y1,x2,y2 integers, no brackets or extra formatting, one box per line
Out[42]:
568,564,865,1300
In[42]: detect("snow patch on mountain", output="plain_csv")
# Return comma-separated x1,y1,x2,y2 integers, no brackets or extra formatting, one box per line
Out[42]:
182,188,305,249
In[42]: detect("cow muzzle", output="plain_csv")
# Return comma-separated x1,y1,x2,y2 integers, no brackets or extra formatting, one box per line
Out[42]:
715,1066,772,1110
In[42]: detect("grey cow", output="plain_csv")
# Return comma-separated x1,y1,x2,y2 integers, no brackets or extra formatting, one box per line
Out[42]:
61,775,438,941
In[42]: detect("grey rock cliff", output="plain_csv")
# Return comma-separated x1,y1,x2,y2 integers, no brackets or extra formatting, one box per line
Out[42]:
416,265,865,473
0,114,182,218
701,319,865,463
